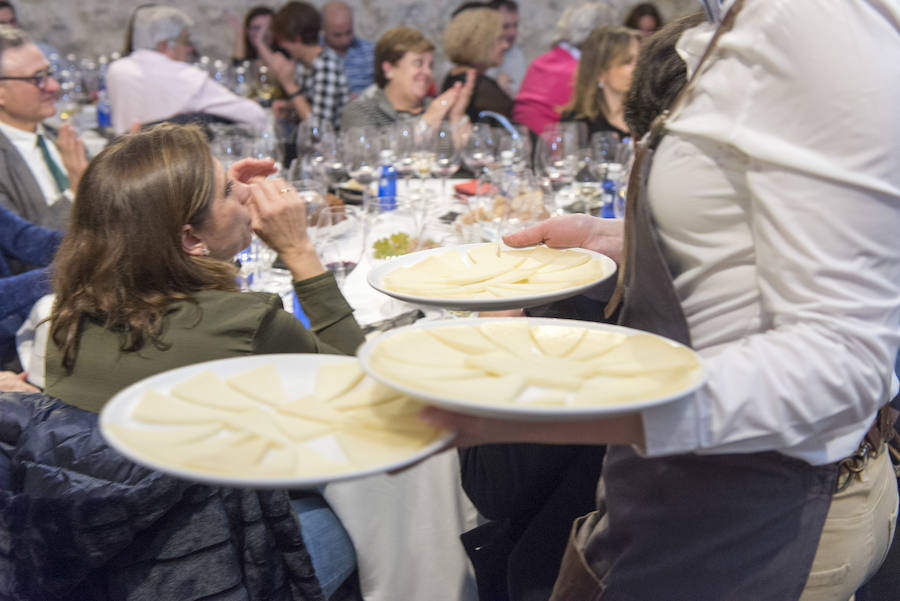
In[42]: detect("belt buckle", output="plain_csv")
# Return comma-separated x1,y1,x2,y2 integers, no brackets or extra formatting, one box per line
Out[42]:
836,441,873,493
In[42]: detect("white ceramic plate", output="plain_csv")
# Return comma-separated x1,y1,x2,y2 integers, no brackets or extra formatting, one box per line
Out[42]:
366,243,617,311
100,354,453,489
358,317,706,421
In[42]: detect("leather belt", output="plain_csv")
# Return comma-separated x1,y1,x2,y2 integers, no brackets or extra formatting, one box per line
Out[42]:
835,405,897,492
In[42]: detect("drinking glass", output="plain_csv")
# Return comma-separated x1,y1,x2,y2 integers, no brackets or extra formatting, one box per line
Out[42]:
390,122,417,197
362,196,426,266
590,132,632,217
496,124,532,174
315,206,365,287
461,123,497,197
342,125,381,206
296,118,336,175
292,179,328,226
431,122,462,204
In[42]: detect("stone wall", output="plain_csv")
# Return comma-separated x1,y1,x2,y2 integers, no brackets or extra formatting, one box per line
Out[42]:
17,0,700,69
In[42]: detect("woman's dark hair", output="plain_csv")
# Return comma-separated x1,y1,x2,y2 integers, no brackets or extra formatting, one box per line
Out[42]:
50,123,238,370
272,1,321,46
244,6,274,61
624,11,705,138
624,2,663,32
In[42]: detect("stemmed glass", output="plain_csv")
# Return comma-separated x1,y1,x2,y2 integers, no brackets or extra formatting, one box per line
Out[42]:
342,125,381,207
296,118,336,176
461,123,497,198
496,125,533,174
390,122,417,197
430,121,462,204
536,123,581,213
590,132,632,217
411,123,436,202
315,206,365,287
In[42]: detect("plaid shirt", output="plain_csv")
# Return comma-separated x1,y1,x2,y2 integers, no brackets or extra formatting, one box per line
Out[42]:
294,46,350,128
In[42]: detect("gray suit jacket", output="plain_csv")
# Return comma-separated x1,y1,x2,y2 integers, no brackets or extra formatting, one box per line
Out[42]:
0,128,72,231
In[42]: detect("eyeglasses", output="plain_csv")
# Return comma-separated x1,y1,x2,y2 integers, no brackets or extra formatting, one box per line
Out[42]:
0,68,55,90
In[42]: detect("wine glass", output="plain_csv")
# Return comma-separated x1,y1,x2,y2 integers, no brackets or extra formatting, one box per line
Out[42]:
315,206,365,287
431,122,461,204
590,132,632,217
496,125,533,174
342,125,381,207
390,122,417,197
536,124,581,213
461,123,497,197
291,179,328,226
362,196,425,265
297,117,336,175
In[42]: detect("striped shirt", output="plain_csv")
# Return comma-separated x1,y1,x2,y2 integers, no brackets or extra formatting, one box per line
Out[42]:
339,37,375,98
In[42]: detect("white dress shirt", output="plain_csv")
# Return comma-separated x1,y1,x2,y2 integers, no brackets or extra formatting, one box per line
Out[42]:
106,49,267,135
0,120,70,205
640,0,900,465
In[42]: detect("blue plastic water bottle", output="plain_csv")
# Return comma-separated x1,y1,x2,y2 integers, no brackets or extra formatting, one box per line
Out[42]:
377,149,397,209
96,87,112,130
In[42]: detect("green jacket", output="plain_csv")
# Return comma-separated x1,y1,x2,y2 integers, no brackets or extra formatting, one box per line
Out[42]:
45,272,365,413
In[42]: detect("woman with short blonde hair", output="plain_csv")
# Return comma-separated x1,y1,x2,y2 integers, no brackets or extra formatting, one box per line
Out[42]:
441,7,513,124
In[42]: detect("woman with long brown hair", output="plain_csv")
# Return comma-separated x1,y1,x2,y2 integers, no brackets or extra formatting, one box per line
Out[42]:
560,25,641,140
46,122,364,411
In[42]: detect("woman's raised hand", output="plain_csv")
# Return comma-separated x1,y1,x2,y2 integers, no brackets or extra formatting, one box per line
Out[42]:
503,214,625,264
228,157,278,183
422,69,476,129
247,177,325,281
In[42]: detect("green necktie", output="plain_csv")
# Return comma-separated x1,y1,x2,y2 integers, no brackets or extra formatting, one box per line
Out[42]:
36,133,69,194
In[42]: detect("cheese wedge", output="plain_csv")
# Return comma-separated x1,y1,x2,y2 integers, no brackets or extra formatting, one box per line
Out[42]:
279,394,346,424
567,330,628,360
224,410,292,445
529,258,606,284
132,389,229,424
171,371,258,411
226,364,289,407
586,334,700,377
478,321,540,357
376,330,470,367
328,378,402,411
335,428,439,468
530,325,586,357
572,371,696,406
106,423,221,450
416,374,525,404
465,353,584,390
369,354,483,385
314,362,365,401
428,327,498,354
185,434,272,472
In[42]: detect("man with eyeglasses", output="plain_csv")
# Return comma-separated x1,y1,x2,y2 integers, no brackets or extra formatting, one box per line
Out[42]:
105,5,267,135
0,24,85,232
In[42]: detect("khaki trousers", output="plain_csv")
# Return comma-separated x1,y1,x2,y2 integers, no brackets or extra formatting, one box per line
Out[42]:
799,448,898,601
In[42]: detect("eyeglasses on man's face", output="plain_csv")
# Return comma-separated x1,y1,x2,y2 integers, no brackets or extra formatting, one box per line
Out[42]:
0,68,55,90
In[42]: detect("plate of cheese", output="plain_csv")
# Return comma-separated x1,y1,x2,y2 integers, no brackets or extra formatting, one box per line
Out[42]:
100,354,451,488
367,243,617,311
358,317,705,420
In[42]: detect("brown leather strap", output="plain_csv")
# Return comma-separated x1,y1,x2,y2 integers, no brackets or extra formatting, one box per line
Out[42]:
549,512,605,601
605,0,745,318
